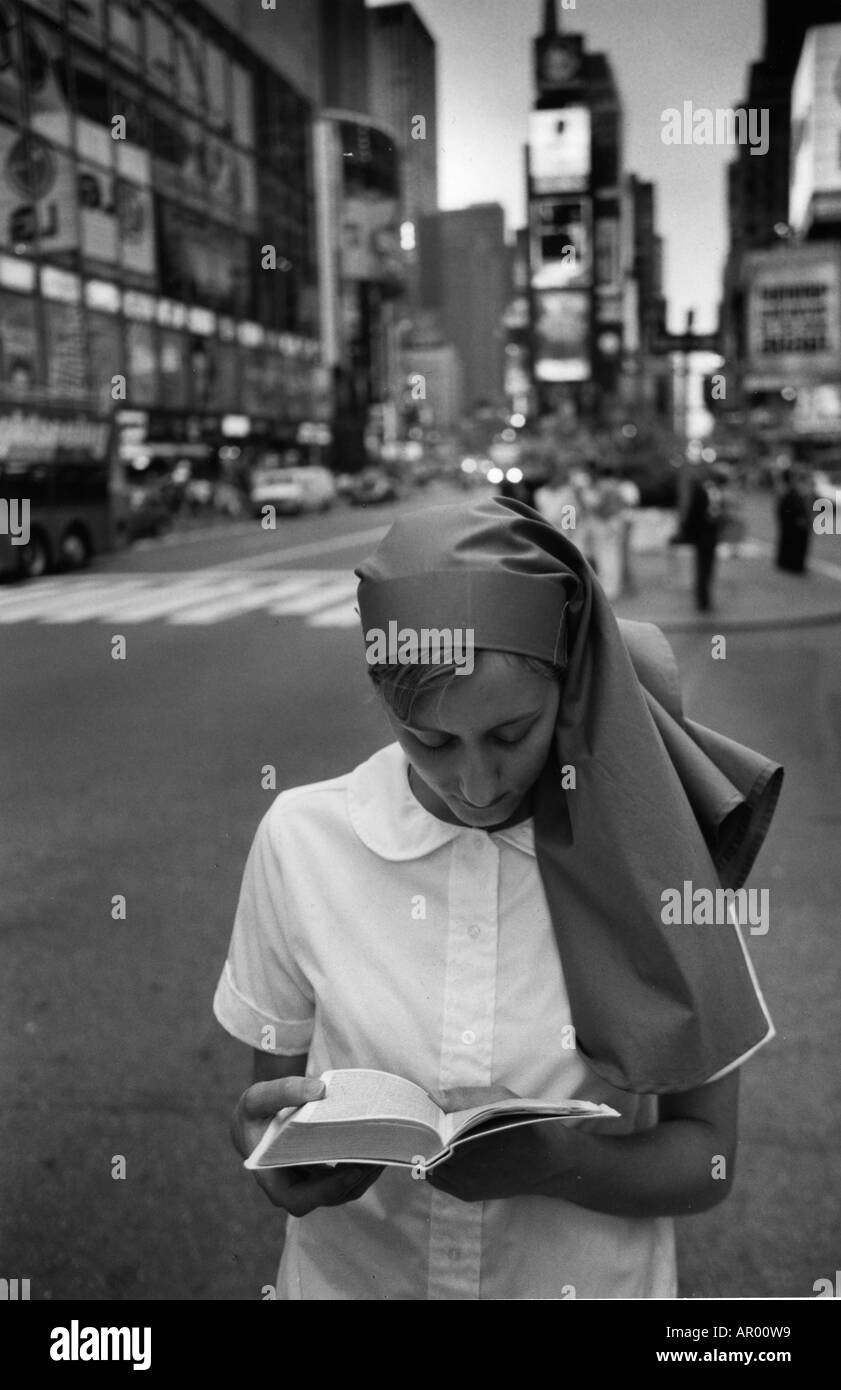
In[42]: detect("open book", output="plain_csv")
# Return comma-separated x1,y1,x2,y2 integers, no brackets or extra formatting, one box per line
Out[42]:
245,1068,619,1176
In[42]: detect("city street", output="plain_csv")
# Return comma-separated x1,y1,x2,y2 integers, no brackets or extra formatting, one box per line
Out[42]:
1,491,839,1300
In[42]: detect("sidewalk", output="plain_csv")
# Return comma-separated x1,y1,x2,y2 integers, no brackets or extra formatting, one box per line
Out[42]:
613,493,841,633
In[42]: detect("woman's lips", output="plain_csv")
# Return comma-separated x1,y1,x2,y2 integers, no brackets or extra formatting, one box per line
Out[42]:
458,793,510,812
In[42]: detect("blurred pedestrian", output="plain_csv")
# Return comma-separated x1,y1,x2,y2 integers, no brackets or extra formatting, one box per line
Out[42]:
618,474,641,594
775,466,813,575
681,464,724,613
535,464,578,535
591,466,626,601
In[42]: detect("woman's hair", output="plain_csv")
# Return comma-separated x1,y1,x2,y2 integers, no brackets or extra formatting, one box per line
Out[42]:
368,651,562,725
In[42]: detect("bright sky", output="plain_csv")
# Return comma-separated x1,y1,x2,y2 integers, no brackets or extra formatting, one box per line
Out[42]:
368,0,763,334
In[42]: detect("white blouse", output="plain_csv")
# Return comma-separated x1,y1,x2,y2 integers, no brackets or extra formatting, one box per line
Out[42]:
214,742,678,1300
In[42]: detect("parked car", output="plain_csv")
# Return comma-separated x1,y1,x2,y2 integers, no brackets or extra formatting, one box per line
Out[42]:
250,463,336,518
250,466,305,517
347,467,399,506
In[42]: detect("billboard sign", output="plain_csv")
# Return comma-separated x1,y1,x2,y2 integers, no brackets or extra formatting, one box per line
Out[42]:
528,108,591,195
793,383,841,436
533,289,590,383
530,196,590,290
745,245,841,384
790,24,841,234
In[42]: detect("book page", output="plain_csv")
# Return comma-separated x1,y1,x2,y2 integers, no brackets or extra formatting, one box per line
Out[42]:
441,1098,619,1144
292,1069,444,1135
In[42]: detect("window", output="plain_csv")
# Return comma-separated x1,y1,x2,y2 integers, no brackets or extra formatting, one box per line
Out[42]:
175,18,205,116
144,4,174,93
87,308,122,411
0,3,26,126
24,12,73,147
70,41,109,125
231,62,255,150
67,0,106,49
108,0,140,69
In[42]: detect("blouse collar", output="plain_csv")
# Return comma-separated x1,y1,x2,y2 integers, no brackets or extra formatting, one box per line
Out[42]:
347,743,536,862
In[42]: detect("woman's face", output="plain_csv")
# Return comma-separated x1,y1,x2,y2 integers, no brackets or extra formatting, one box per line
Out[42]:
385,651,561,829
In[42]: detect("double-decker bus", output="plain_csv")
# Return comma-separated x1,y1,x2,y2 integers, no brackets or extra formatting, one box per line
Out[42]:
0,408,127,580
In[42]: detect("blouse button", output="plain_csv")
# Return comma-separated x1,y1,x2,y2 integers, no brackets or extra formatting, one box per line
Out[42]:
461,1029,476,1045
467,924,480,940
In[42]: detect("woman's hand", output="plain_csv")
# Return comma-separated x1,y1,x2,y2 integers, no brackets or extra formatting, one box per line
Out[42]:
231,1077,384,1217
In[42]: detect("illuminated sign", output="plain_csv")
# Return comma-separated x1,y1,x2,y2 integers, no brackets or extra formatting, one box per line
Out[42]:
530,196,591,290
528,108,591,195
533,290,590,383
745,245,841,382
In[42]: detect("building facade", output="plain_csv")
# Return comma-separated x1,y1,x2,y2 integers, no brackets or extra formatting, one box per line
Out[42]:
527,0,634,424
419,203,508,410
0,0,326,469
368,3,438,238
720,4,841,463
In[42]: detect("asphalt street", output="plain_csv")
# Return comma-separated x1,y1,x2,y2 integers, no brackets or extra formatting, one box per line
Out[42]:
1,490,839,1300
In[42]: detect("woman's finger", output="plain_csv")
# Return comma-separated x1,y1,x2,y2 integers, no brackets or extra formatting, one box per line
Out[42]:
240,1076,325,1121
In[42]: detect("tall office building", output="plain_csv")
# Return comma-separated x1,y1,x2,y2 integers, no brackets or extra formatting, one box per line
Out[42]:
722,0,841,371
368,3,438,225
318,0,370,112
419,204,508,409
0,0,324,468
528,0,625,419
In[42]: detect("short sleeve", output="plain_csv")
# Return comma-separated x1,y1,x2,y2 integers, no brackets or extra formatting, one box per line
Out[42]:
213,804,315,1055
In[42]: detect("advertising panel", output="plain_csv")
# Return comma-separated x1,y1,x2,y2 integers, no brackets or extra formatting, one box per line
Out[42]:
745,245,841,386
78,160,119,263
594,217,621,295
790,24,841,234
533,289,590,383
341,193,403,287
0,290,40,394
45,301,88,400
126,320,158,406
0,126,78,254
793,383,841,436
88,311,124,413
530,196,591,290
158,329,188,410
20,14,73,149
528,108,590,195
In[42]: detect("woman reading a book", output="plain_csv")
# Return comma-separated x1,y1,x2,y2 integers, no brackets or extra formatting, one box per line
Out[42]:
214,496,782,1300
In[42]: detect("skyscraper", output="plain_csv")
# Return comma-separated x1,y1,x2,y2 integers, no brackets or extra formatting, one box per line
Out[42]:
528,0,625,418
368,3,438,225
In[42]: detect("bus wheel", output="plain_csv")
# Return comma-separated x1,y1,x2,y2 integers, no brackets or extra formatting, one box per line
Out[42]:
18,532,50,580
59,528,90,571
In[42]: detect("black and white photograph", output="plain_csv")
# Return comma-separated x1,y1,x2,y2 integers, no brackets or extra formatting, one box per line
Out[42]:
1,0,840,1342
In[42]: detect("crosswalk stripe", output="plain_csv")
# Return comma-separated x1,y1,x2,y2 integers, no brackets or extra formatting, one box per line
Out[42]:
308,600,360,627
0,568,363,627
0,580,142,623
92,578,254,624
168,576,316,625
268,579,356,616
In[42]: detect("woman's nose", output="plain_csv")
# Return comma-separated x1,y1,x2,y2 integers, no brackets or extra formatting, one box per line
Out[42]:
457,755,501,807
